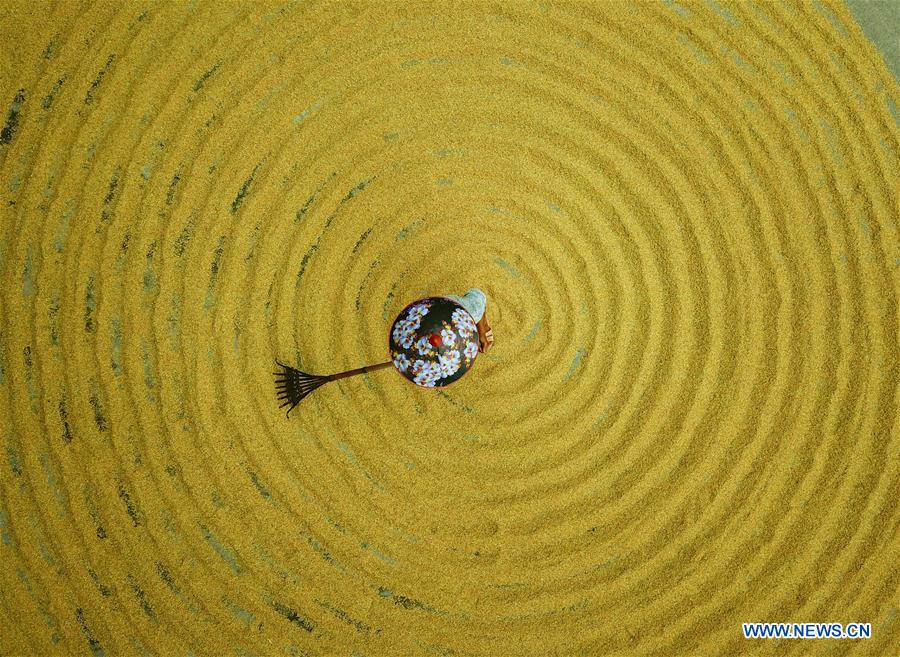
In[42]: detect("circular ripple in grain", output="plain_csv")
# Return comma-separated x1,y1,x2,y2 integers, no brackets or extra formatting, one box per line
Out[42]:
0,1,897,656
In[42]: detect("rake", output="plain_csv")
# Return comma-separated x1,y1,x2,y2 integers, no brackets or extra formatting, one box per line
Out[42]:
274,359,393,417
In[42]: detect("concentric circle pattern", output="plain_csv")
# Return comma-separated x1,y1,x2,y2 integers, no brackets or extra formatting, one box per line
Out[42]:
1,1,898,656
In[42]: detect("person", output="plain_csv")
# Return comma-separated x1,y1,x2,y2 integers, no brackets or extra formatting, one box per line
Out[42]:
442,288,493,353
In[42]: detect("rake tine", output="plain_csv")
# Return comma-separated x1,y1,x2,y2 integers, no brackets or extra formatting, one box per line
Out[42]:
273,360,334,417
273,358,394,417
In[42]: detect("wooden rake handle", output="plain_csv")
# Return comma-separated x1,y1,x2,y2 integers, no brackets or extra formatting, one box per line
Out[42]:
328,360,394,381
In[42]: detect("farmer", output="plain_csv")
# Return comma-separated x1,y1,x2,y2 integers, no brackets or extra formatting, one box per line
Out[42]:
442,288,494,353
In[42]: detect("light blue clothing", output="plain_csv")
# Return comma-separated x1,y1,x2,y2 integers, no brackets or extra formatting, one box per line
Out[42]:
443,288,486,322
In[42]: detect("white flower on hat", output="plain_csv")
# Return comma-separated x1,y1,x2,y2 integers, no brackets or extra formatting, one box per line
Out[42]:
412,360,441,387
464,341,478,360
415,335,436,356
393,352,411,372
452,308,476,338
406,302,430,321
392,320,418,349
440,327,456,347
438,350,461,377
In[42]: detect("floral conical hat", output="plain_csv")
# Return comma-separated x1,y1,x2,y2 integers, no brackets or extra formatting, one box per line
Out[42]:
389,296,479,388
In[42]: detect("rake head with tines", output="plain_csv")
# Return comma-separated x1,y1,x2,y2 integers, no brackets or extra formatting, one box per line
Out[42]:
274,359,393,417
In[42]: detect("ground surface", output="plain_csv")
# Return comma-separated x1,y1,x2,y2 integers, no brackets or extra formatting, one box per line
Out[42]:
0,1,898,656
